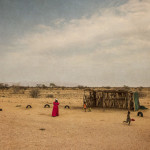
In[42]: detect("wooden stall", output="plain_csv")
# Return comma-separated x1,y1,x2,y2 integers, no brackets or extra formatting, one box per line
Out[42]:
83,90,139,111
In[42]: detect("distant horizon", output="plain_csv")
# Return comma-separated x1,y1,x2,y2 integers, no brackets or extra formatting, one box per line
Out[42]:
0,81,149,88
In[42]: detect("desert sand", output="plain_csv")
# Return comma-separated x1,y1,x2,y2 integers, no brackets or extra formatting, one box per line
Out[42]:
0,88,150,150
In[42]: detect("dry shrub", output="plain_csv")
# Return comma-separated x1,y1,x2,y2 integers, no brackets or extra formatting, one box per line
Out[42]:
0,83,9,89
138,92,147,99
21,90,25,94
50,83,57,88
122,85,130,91
46,94,54,98
12,86,21,94
138,86,143,91
30,88,40,98
61,86,65,90
77,85,85,89
104,86,111,89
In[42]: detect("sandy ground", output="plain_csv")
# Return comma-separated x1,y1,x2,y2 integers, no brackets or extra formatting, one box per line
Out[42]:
0,88,150,150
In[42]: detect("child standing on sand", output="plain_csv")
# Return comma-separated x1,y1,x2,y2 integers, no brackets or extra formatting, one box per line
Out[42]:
83,102,87,112
123,111,131,125
126,111,131,125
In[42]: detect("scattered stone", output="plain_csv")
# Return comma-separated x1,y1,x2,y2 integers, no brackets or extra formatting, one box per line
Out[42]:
39,128,46,131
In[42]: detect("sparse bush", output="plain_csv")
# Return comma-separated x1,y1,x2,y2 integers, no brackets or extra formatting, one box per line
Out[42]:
50,83,56,88
0,83,9,89
138,92,147,99
104,86,111,89
36,84,47,89
36,84,42,88
138,86,143,91
30,88,40,98
42,84,47,89
61,86,65,90
46,94,54,98
21,90,25,94
123,85,130,91
12,86,21,94
78,85,84,89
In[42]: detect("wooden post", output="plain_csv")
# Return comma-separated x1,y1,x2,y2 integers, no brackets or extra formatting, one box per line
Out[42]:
127,93,130,110
133,93,135,111
102,92,105,109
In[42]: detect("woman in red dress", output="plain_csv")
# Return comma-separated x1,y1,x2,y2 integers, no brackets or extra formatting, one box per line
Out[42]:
52,99,59,117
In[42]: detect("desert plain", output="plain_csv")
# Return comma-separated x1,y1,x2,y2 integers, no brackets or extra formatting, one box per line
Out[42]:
0,87,150,150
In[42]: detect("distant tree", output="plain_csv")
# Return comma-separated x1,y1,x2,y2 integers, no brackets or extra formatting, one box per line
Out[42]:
61,86,65,90
12,85,21,94
42,84,47,88
36,84,42,88
36,84,47,88
0,83,4,88
138,86,143,91
123,85,130,91
104,86,111,89
50,83,56,88
77,85,84,89
0,83,9,89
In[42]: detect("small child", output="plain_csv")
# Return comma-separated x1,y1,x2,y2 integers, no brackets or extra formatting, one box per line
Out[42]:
126,111,131,125
123,111,131,125
83,102,87,112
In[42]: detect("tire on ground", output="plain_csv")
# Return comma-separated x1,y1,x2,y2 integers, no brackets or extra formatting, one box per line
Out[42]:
44,104,50,108
137,111,143,117
26,105,32,109
64,105,70,109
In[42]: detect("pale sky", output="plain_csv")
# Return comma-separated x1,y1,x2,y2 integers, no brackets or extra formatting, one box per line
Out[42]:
0,0,150,87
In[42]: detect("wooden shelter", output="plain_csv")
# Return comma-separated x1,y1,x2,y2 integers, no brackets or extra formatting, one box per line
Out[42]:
83,90,139,111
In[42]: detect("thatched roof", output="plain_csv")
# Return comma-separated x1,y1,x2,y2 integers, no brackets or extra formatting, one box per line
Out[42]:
84,89,133,93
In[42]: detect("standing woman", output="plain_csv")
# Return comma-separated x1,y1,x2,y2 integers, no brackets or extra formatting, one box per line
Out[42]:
52,99,60,117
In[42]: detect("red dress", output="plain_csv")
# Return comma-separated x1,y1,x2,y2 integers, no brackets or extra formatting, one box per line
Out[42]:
52,102,59,117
